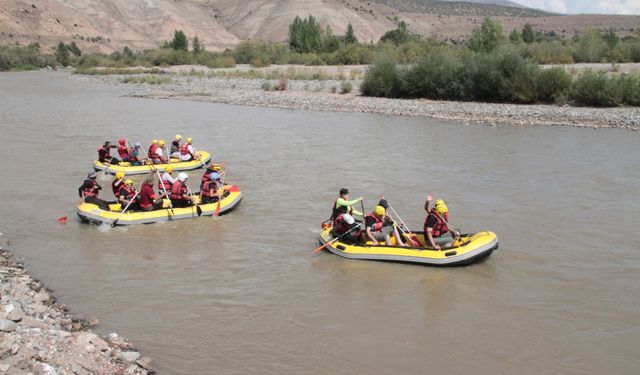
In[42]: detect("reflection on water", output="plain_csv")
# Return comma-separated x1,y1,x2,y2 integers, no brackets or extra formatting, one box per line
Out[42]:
0,72,639,374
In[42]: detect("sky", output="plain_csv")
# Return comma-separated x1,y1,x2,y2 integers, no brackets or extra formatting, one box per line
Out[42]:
515,0,640,15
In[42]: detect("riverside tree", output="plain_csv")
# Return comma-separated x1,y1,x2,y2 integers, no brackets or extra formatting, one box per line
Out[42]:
522,23,535,44
288,15,322,53
55,42,69,66
467,17,503,54
170,30,189,51
345,23,358,44
380,21,417,46
192,36,203,54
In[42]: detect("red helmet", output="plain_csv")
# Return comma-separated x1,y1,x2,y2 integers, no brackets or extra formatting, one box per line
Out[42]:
118,138,126,146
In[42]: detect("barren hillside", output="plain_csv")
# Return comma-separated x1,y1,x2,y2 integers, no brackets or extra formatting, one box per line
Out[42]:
0,0,638,53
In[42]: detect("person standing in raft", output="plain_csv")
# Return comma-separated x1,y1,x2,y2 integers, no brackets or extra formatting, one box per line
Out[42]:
424,198,459,250
332,213,362,245
117,138,132,163
180,137,199,162
331,188,363,224
118,179,141,211
111,171,125,197
79,172,110,211
170,173,196,208
364,205,407,247
171,134,182,158
98,141,118,165
138,175,168,211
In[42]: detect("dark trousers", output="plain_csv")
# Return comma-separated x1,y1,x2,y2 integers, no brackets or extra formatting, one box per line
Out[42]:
85,196,110,211
140,201,164,211
171,199,192,208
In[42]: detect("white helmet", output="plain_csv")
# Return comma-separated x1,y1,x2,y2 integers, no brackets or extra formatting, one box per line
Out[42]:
343,213,355,225
178,172,188,182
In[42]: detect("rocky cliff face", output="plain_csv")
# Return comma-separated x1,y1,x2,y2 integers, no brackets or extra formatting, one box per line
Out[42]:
0,0,638,52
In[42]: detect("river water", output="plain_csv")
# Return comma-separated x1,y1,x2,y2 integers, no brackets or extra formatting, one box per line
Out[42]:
1,72,639,374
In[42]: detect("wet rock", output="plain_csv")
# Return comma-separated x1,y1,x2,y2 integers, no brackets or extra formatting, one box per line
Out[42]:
117,351,140,363
5,301,24,321
0,318,17,332
136,356,153,370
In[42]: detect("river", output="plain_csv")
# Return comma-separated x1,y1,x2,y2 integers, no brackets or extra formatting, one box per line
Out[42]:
0,71,639,374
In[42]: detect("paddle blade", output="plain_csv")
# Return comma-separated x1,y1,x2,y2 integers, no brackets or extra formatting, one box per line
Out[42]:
227,185,240,193
110,220,118,228
196,205,203,217
312,241,330,254
56,216,68,225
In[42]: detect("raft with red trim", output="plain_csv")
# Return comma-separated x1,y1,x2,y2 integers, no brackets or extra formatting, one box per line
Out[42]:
317,227,498,266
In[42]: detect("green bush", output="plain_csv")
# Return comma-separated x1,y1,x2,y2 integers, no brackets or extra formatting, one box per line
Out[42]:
522,41,574,64
459,52,503,101
537,67,572,103
570,71,620,106
360,58,402,98
501,58,540,103
340,81,353,94
617,74,640,106
0,44,56,71
400,49,463,100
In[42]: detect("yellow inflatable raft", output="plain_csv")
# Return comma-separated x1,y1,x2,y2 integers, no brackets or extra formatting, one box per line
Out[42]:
318,228,498,266
93,151,212,175
77,185,242,226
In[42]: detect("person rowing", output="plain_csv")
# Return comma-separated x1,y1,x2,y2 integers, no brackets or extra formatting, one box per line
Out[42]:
117,138,132,162
171,134,182,158
98,141,118,165
138,175,168,211
158,165,176,193
118,179,140,211
179,137,199,162
424,198,460,250
200,172,222,204
79,171,110,211
111,171,125,197
332,213,362,245
364,205,407,247
170,173,196,208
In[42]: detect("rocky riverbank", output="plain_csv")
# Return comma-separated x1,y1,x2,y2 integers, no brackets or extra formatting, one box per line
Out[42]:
0,247,153,375
73,71,640,130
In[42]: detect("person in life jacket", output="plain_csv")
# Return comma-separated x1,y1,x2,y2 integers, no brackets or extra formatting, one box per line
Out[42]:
330,188,363,224
153,139,169,164
170,134,182,158
117,138,131,162
98,141,119,165
78,172,110,211
179,137,199,162
130,142,143,166
138,175,168,211
424,198,459,250
332,213,362,245
158,165,176,194
111,171,126,197
200,172,222,204
147,140,159,161
118,179,141,211
201,163,222,189
364,205,407,247
170,173,196,208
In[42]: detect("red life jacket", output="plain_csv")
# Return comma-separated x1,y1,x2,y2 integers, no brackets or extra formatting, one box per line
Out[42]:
426,209,449,237
117,145,128,159
158,173,173,192
333,213,360,236
118,185,136,200
180,143,191,156
365,213,384,232
148,144,158,159
170,181,188,200
111,179,123,196
201,180,218,197
83,179,100,197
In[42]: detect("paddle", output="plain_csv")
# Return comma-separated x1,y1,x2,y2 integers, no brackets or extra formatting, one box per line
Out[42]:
155,169,174,216
214,171,226,217
185,185,203,216
57,208,76,225
111,190,140,227
378,195,420,246
312,223,362,254
191,144,206,169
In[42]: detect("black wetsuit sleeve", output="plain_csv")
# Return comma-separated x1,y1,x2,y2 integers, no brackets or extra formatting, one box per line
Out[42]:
364,216,375,228
426,215,437,229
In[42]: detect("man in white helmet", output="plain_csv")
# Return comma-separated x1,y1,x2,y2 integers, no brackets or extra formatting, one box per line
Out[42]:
170,172,196,207
332,213,362,245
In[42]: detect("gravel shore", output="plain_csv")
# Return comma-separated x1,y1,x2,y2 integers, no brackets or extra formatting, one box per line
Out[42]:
74,72,640,130
0,247,153,375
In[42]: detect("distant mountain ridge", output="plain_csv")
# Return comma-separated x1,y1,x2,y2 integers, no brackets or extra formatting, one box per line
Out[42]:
1,0,637,52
